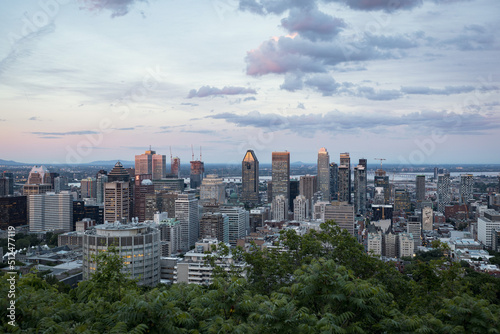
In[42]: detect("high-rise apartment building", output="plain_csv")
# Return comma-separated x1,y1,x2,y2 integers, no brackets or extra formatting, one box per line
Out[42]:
220,206,248,246
293,195,308,221
200,212,229,244
324,202,355,235
460,174,474,204
241,150,260,206
29,191,73,232
272,151,290,214
317,148,330,202
353,163,367,215
190,161,205,189
156,218,182,256
437,173,451,213
200,174,226,205
134,174,154,222
394,189,411,212
338,153,351,203
416,175,425,203
175,193,199,251
329,162,338,201
135,149,166,180
104,181,130,223
272,195,288,221
81,177,97,199
96,170,108,205
299,175,317,218
0,172,14,196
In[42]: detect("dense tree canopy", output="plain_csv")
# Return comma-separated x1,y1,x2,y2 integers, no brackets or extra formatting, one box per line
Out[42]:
1,221,499,333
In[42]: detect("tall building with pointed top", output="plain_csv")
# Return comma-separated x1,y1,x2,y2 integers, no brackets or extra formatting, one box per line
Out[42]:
135,149,166,180
241,150,259,206
272,151,290,214
317,148,330,202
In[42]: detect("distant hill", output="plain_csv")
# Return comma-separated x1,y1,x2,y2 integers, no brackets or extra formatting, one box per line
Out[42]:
0,159,26,166
86,160,135,166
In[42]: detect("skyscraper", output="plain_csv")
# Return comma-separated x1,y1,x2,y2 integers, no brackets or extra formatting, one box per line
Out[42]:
81,177,97,199
300,175,317,218
135,149,166,180
200,212,229,244
96,170,108,205
374,169,390,205
175,193,199,251
460,174,474,204
353,163,367,215
220,206,248,246
190,161,205,189
104,181,130,223
241,150,259,205
293,195,308,221
437,172,451,213
394,189,411,212
29,191,73,232
200,174,226,205
338,153,351,203
272,195,287,221
416,175,425,203
171,156,181,178
317,148,330,202
0,172,14,196
134,174,154,222
0,196,27,230
329,162,338,201
272,151,290,214
324,202,354,235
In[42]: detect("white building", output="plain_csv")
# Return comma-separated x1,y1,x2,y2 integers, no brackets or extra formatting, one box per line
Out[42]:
175,193,199,252
399,232,414,258
460,174,474,204
367,231,382,256
29,191,73,232
293,195,309,221
174,239,244,285
156,218,181,256
82,222,161,286
220,206,248,246
407,220,422,251
477,210,500,249
272,195,287,221
313,201,331,221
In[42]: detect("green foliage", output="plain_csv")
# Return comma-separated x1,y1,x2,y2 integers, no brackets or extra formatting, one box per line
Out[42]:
1,220,500,333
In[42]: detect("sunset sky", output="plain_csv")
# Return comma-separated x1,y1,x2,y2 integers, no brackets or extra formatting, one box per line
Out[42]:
1,0,499,165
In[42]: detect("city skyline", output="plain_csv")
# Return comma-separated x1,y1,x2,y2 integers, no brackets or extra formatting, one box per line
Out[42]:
1,1,499,165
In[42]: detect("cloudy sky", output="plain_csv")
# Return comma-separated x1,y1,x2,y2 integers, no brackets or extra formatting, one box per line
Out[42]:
0,0,499,165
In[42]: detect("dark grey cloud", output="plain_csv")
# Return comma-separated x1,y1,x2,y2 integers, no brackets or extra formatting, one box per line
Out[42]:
239,0,314,15
32,130,99,136
116,127,134,131
181,102,199,106
440,24,496,51
243,96,257,101
79,0,147,18
29,116,40,121
355,87,403,100
304,74,340,96
281,7,346,41
297,102,305,109
187,85,257,98
208,110,500,135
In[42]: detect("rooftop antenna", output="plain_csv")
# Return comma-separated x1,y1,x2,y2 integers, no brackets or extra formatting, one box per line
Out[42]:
200,146,202,161
191,144,194,161
170,146,173,165
149,145,152,151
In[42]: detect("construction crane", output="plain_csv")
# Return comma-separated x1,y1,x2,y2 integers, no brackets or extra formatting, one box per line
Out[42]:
374,158,386,169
